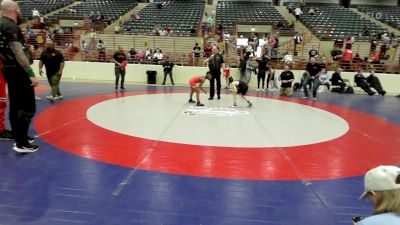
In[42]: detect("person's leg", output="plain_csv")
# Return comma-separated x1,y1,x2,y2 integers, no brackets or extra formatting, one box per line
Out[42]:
216,73,221,98
49,74,60,97
0,73,8,136
286,87,293,97
169,71,174,85
266,72,271,89
189,87,195,102
312,78,321,98
302,76,310,97
47,76,55,97
232,91,237,106
115,67,120,89
279,87,285,96
261,72,266,89
209,74,215,99
120,69,126,89
257,75,261,89
371,77,385,94
162,71,167,85
4,67,36,148
55,73,62,96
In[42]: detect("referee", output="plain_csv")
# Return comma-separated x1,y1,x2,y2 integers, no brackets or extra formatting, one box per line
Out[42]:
203,45,224,100
0,0,39,153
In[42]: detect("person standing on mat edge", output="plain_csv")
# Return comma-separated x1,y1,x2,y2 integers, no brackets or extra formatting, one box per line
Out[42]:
228,77,252,107
188,71,211,106
111,46,127,90
39,41,65,101
302,57,322,100
0,0,39,153
203,45,224,100
161,56,174,85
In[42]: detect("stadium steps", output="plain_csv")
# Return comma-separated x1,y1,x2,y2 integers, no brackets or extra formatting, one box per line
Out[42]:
275,6,326,59
104,3,148,33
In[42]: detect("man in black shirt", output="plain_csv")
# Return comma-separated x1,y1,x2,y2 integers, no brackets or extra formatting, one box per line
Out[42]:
302,57,322,99
354,70,375,95
330,67,346,93
111,46,127,90
279,65,294,97
0,0,39,153
161,56,174,85
204,45,224,100
331,46,343,61
39,41,65,101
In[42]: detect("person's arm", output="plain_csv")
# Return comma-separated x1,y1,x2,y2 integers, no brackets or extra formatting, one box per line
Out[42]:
39,60,44,76
9,42,38,86
58,62,65,76
199,79,208,94
230,82,238,93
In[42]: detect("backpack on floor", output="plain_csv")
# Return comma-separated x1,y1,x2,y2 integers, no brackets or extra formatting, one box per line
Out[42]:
345,86,354,94
293,82,300,91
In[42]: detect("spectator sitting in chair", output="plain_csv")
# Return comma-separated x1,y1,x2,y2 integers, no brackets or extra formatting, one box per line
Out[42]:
366,70,386,96
330,67,346,93
331,46,343,61
319,68,330,91
354,69,376,95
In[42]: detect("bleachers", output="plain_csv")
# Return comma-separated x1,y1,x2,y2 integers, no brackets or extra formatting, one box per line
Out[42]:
289,3,387,40
356,5,400,30
18,0,74,21
216,1,286,34
49,0,137,22
124,0,204,36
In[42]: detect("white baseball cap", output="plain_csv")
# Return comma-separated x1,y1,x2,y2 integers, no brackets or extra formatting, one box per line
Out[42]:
360,165,400,199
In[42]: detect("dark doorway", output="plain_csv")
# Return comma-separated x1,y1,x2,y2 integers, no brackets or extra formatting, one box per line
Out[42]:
341,0,351,8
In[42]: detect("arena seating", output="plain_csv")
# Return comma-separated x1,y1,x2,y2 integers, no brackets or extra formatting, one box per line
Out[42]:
124,0,204,36
356,5,400,30
49,0,137,21
216,1,286,34
288,3,387,40
18,0,74,21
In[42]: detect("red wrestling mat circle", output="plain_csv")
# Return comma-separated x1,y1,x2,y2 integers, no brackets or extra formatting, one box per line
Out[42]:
34,90,400,180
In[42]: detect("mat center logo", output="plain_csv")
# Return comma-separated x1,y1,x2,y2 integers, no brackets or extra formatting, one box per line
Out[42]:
183,106,250,117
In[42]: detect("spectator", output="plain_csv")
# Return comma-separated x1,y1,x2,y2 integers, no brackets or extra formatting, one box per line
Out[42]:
32,8,40,18
309,45,318,60
366,70,386,96
145,48,153,60
161,56,174,85
331,46,343,61
128,48,136,62
342,46,353,71
193,43,201,66
97,39,106,62
362,26,370,37
282,51,294,65
302,57,322,100
279,65,294,97
334,35,344,49
354,70,376,95
159,27,167,36
388,33,398,60
256,55,269,91
355,165,400,225
294,7,303,20
319,68,330,91
244,55,254,84
330,67,346,93
190,27,196,36
111,46,127,90
293,32,303,56
203,41,212,58
153,48,163,61
308,7,315,15
380,33,390,59
370,36,378,53
267,35,276,57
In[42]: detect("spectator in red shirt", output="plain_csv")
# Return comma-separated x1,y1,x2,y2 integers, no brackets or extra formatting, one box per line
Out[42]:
341,47,352,71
